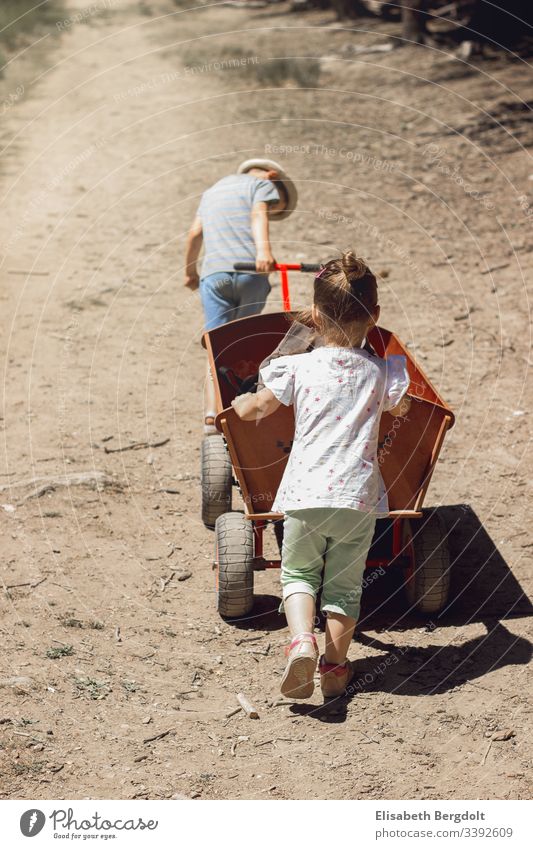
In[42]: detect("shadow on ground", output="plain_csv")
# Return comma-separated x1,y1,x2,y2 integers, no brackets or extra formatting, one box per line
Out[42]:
359,504,533,630
226,594,286,632
291,617,531,723
227,504,532,638
291,504,532,722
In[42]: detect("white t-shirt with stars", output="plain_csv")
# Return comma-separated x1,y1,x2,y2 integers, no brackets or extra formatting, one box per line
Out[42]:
260,347,410,516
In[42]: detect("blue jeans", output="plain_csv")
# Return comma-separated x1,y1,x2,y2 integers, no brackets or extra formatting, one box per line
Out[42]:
200,271,271,331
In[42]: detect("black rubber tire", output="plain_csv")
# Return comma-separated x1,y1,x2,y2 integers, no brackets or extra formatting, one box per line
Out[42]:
404,510,451,614
200,435,232,529
215,513,254,619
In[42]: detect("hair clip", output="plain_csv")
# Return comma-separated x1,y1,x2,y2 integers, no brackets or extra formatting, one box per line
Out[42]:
315,266,327,280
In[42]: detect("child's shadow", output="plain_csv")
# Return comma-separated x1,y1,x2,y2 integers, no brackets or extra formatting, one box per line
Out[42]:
292,619,531,723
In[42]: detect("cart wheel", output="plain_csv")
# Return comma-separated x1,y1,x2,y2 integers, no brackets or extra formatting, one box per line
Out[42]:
403,510,451,614
200,435,232,529
215,513,254,619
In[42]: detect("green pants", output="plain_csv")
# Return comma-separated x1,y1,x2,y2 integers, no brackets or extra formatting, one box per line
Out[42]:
281,508,377,621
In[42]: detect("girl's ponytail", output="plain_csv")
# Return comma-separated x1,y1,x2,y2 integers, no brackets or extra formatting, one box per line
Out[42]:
340,250,368,283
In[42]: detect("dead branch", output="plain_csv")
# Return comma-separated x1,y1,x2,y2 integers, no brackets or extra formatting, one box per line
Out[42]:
237,692,259,719
104,438,170,454
5,577,47,591
143,729,173,744
0,471,122,504
160,572,176,592
1,470,117,493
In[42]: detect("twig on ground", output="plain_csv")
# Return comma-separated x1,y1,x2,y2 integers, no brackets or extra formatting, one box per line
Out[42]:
5,577,47,591
237,692,259,719
0,471,121,502
104,438,170,454
235,635,263,646
8,270,49,276
143,729,173,744
230,735,249,756
454,307,474,321
362,731,380,745
246,643,270,656
342,42,394,56
481,739,492,765
225,707,241,719
223,707,241,726
481,262,509,275
12,731,45,743
160,572,176,592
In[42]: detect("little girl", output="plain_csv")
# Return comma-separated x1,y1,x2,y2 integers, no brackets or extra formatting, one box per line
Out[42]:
231,251,411,700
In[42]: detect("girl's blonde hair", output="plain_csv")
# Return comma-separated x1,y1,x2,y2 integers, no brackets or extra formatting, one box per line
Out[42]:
296,250,378,346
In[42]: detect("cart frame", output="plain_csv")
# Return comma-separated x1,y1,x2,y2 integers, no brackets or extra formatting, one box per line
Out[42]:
201,263,455,616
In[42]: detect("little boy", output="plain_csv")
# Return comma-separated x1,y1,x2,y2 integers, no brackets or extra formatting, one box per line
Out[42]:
184,158,297,432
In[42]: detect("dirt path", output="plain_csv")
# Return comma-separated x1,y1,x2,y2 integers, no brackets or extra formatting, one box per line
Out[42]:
0,0,532,800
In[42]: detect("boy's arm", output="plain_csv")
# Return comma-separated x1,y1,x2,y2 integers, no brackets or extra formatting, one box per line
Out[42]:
388,394,412,418
184,216,203,290
251,202,276,273
231,388,281,421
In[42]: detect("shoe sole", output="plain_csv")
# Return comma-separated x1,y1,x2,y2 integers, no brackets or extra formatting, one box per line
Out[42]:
280,655,316,699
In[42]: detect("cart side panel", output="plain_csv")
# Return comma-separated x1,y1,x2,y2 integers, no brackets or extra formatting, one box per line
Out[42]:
379,399,449,512
204,313,292,411
368,326,451,413
219,405,294,514
222,398,448,516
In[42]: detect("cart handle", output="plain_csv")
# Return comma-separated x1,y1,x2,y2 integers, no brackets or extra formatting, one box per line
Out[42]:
233,262,322,311
233,262,321,273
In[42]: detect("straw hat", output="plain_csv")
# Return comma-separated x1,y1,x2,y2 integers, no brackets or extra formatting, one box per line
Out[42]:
237,158,298,220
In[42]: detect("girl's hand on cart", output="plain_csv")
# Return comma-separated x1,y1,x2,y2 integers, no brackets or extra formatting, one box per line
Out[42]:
232,389,281,421
255,252,277,273
231,392,254,418
184,271,199,290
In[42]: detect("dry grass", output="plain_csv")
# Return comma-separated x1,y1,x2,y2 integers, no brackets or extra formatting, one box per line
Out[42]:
0,0,64,71
0,1,64,46
179,42,321,88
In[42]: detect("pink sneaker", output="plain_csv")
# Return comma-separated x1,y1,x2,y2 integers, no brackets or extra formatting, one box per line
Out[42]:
280,633,319,699
319,655,355,699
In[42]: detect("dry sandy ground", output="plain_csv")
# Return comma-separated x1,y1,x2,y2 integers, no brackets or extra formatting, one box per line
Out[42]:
0,0,532,800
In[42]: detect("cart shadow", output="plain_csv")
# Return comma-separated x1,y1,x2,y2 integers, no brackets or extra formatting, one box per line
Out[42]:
354,619,532,697
229,595,286,632
232,504,532,637
290,504,532,723
359,504,533,630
